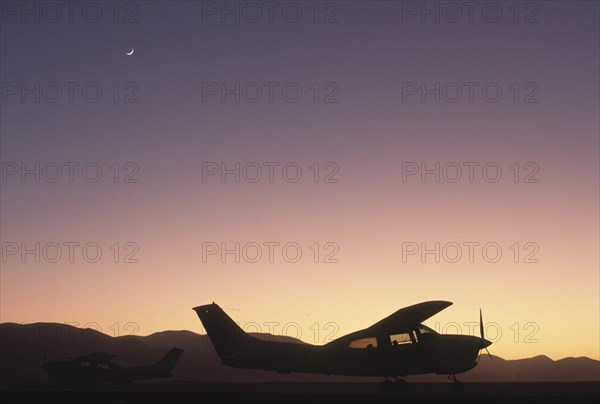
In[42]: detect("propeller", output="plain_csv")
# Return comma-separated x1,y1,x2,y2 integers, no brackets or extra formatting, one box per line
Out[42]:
478,309,492,361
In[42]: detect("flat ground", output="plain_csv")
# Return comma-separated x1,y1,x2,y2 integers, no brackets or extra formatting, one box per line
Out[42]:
2,381,599,404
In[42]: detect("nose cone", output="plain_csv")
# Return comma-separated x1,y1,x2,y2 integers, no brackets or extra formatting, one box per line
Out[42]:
480,337,492,348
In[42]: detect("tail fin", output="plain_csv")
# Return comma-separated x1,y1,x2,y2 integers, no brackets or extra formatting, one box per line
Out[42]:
154,348,183,374
193,303,253,358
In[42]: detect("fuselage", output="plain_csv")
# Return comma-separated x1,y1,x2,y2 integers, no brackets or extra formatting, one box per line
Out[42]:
219,328,489,377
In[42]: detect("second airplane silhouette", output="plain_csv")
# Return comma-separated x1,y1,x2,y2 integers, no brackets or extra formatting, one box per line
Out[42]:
42,348,183,385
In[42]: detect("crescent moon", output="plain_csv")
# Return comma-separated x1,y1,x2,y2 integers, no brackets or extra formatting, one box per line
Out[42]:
126,49,134,56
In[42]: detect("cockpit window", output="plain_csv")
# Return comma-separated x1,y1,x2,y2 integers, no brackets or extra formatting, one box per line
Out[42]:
349,337,378,349
390,333,413,345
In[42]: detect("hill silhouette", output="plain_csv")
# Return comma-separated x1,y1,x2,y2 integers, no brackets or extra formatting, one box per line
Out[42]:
1,323,598,384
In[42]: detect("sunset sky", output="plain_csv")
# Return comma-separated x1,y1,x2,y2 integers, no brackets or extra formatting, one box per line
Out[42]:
1,1,598,361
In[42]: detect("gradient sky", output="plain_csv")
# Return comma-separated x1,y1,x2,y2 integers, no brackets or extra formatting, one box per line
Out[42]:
1,1,598,361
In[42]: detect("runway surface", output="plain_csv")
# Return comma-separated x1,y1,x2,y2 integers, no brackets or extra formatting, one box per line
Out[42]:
2,381,599,404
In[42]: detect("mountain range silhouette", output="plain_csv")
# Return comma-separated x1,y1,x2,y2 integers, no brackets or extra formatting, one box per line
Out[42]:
2,323,598,384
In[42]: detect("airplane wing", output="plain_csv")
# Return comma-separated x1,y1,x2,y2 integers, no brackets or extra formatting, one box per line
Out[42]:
366,301,452,334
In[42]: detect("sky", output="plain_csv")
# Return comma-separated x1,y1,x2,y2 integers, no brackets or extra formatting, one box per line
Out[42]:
0,1,598,361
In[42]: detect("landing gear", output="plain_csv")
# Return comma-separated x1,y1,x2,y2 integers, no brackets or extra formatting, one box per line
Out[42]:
448,374,464,392
380,376,407,392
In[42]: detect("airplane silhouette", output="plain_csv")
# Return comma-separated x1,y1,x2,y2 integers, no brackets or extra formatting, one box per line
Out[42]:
193,301,492,390
41,347,183,384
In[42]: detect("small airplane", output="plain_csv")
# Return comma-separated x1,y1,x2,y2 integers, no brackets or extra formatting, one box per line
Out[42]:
193,301,492,390
41,347,184,385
